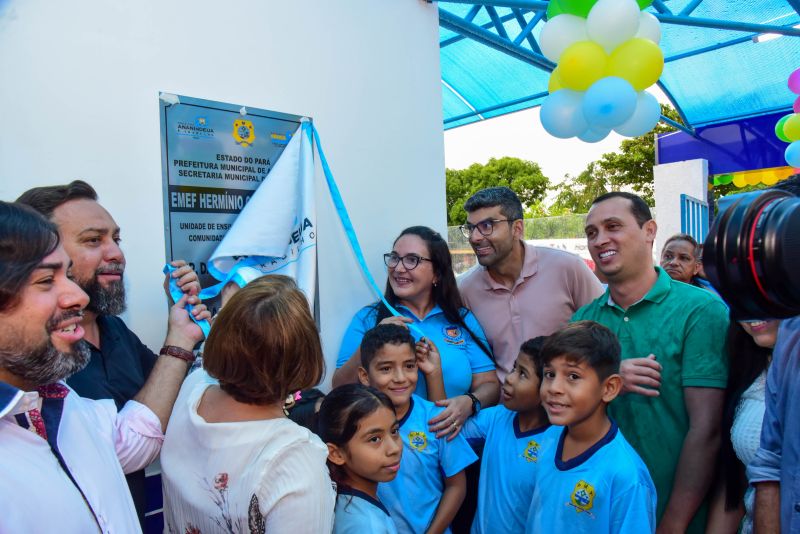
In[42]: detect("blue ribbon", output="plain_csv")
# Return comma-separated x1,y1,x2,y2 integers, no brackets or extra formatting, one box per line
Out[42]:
162,121,419,339
162,264,211,339
305,122,423,338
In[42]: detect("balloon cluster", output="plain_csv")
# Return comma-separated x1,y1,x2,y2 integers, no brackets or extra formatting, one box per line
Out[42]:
778,67,800,168
539,0,664,142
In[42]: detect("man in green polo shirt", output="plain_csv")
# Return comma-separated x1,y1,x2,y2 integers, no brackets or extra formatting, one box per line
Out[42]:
573,192,728,533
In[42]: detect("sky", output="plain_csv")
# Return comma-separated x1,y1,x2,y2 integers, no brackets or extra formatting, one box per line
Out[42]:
443,87,669,188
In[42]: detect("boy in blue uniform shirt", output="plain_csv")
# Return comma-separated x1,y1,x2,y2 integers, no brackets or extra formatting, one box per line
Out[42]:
526,321,656,534
460,336,559,534
358,324,477,534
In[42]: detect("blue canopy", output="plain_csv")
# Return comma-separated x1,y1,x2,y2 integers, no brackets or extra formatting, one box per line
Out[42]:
439,0,800,132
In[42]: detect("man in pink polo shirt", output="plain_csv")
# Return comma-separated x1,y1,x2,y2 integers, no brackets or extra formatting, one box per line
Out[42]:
458,187,603,380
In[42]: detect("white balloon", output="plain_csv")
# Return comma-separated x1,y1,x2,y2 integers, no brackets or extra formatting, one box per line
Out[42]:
539,14,588,63
614,91,662,137
635,12,661,43
587,0,641,53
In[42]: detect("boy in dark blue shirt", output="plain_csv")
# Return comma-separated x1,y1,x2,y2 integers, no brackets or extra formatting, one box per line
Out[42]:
525,321,656,533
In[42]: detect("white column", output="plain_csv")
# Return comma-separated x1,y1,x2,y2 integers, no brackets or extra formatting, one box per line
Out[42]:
653,158,709,257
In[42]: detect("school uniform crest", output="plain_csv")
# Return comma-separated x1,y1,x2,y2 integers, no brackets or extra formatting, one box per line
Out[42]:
521,439,541,462
442,325,465,345
408,431,428,451
567,480,596,516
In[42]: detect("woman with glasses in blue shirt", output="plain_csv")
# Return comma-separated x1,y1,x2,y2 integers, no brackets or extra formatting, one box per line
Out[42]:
332,226,499,441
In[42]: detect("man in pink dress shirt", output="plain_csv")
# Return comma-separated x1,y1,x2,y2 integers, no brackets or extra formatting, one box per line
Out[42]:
0,201,208,532
458,187,603,380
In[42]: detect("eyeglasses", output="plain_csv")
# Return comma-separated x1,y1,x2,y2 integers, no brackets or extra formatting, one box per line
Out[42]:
459,219,512,238
383,253,432,270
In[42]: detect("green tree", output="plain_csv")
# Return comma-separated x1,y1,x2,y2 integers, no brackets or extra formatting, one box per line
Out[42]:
445,157,550,225
551,162,609,213
713,181,767,208
552,104,683,212
523,200,573,219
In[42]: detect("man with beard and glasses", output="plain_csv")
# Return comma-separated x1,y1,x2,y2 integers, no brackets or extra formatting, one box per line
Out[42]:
458,187,603,381
0,201,210,532
17,180,202,525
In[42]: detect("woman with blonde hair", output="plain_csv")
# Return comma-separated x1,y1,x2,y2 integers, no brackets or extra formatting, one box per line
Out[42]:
161,275,334,533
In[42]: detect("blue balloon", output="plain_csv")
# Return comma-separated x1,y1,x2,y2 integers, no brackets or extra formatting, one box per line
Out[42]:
583,77,637,128
578,126,611,143
540,89,588,139
614,91,661,137
786,141,800,167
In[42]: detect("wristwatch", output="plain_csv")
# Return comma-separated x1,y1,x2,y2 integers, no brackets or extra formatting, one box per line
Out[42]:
466,392,481,415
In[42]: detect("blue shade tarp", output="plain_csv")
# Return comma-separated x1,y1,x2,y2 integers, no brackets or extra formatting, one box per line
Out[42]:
440,1,800,130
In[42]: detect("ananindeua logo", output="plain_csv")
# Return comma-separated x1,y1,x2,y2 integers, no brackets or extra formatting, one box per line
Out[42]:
177,116,215,139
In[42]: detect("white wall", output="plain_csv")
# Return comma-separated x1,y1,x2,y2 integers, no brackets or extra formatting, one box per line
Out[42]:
653,159,709,256
0,0,446,389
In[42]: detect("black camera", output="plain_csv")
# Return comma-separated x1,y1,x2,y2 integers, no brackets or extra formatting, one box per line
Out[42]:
703,188,800,319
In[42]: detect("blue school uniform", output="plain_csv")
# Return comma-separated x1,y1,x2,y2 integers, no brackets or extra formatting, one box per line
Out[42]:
333,487,398,534
337,304,494,399
377,395,478,534
525,422,656,534
459,406,558,534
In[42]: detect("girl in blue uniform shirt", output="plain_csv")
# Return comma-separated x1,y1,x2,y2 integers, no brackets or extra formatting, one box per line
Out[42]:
318,384,402,534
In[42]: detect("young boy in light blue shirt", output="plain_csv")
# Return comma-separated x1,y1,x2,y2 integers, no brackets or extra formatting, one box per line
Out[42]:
460,337,559,534
525,321,656,533
358,324,477,534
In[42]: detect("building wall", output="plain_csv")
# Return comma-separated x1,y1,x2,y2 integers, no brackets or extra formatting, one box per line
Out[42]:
653,159,709,257
0,0,446,387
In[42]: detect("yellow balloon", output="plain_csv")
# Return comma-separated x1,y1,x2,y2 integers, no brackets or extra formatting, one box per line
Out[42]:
549,68,564,93
606,38,664,91
783,114,800,142
732,174,748,188
745,172,762,186
762,172,781,185
558,41,608,92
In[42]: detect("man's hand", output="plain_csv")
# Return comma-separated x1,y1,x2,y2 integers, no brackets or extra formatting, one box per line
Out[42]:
620,354,662,396
164,294,210,349
163,260,201,304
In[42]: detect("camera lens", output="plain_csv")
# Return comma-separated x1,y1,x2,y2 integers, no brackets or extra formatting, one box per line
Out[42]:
703,189,800,319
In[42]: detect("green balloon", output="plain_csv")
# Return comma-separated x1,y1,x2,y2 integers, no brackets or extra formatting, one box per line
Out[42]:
556,0,597,18
776,114,793,142
717,174,734,185
637,0,654,9
546,0,565,19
